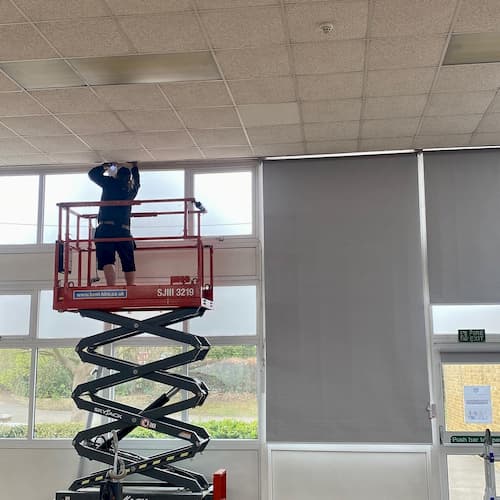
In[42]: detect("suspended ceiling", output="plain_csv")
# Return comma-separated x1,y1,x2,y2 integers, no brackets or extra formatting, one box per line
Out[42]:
0,0,499,168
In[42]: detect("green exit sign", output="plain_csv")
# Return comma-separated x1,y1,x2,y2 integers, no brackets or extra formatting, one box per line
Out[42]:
458,329,486,343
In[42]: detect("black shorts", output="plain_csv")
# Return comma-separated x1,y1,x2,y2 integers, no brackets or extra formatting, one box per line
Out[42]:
94,224,136,273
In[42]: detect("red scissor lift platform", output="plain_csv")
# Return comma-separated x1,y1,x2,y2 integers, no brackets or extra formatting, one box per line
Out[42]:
53,198,226,500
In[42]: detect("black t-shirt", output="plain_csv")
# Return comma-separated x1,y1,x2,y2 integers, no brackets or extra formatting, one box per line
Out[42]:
89,165,140,226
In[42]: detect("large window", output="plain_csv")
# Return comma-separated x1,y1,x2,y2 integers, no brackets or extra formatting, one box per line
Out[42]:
0,175,38,244
0,163,259,442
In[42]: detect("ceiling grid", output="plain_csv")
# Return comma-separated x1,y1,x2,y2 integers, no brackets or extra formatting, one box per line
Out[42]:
0,0,498,167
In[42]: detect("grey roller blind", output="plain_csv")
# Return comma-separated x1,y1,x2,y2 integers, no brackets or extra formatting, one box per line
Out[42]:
425,149,500,303
264,154,431,443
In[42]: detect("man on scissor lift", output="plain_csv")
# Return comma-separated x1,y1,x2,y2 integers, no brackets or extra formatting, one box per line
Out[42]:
89,161,140,286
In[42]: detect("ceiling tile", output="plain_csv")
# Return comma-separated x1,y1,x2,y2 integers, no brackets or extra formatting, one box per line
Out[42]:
252,142,306,156
0,137,40,154
306,139,358,155
0,122,16,138
301,99,361,123
48,151,102,163
93,84,170,111
105,0,192,15
25,135,90,153
178,107,240,129
286,1,368,43
239,102,300,127
368,35,446,70
150,148,203,161
361,117,419,138
228,77,295,104
118,13,208,53
95,149,151,162
434,64,500,92
216,46,291,79
370,0,456,37
476,113,500,133
304,121,359,141
14,0,109,21
0,24,57,61
414,134,472,148
363,95,428,119
200,7,285,49
454,0,500,33
425,91,496,116
487,94,500,113
297,72,363,100
0,0,29,22
56,112,127,134
36,18,132,58
0,92,47,116
136,131,195,149
360,137,413,151
80,132,142,149
471,132,500,146
293,40,365,75
247,124,303,144
419,114,483,135
30,88,108,113
190,128,248,147
366,68,436,97
116,110,183,131
0,71,20,91
160,81,232,108
1,115,70,136
0,153,51,166
197,0,278,8
202,146,253,158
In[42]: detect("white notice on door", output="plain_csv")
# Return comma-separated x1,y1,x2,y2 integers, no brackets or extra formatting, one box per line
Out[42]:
464,385,492,424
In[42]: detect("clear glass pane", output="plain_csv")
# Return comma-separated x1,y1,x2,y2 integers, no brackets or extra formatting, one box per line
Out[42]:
189,285,256,336
0,294,31,336
0,175,38,244
194,171,253,236
0,349,31,438
448,454,500,500
188,346,258,439
44,173,101,243
432,305,500,334
38,290,102,339
34,347,92,438
443,363,500,432
113,345,183,439
131,170,185,238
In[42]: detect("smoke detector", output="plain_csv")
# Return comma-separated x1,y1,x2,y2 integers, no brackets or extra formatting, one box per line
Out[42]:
319,22,334,34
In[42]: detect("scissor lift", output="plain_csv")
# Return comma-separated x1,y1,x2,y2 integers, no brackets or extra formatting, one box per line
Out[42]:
53,198,226,500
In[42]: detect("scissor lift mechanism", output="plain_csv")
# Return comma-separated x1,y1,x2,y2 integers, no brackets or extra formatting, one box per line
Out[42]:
53,198,226,500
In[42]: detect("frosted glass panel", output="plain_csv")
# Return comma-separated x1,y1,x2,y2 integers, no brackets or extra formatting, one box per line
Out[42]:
130,170,184,238
0,295,30,336
0,175,38,244
38,290,101,339
432,305,500,334
44,173,101,243
189,286,256,336
194,171,252,236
